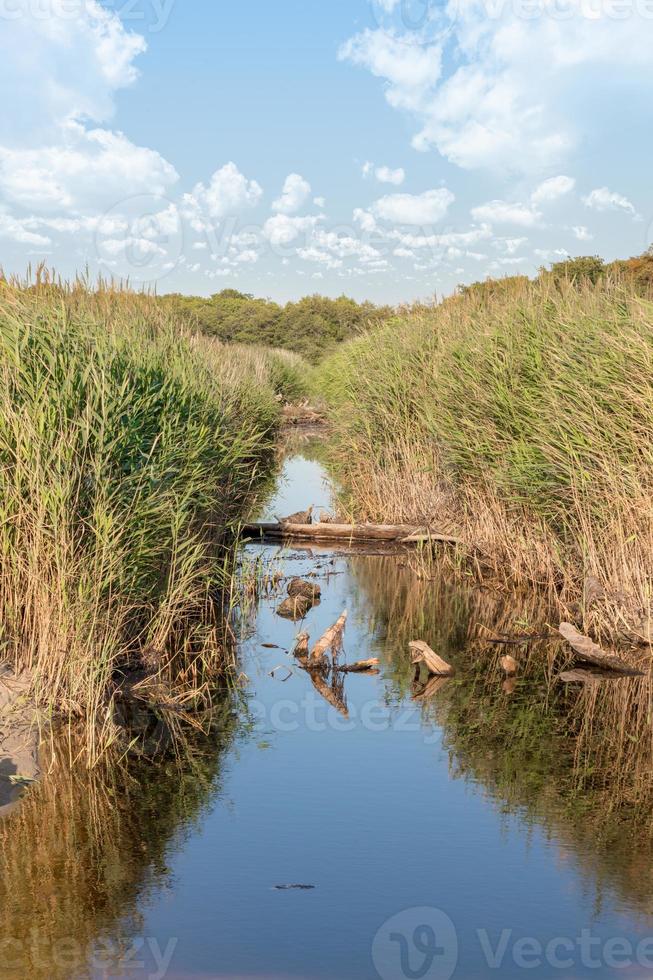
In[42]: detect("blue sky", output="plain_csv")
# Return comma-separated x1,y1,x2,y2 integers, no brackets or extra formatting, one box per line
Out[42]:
0,0,651,302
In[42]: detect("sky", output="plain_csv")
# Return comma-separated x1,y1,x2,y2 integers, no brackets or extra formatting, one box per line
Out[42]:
0,0,651,303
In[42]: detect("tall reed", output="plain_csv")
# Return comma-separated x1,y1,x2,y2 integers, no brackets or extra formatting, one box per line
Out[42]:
318,277,653,642
0,273,303,759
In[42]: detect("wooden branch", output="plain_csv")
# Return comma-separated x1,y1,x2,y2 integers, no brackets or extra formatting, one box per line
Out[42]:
558,623,643,675
311,611,348,664
409,640,455,677
242,521,461,546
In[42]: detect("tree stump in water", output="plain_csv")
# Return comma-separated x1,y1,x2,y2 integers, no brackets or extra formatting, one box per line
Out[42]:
409,641,454,677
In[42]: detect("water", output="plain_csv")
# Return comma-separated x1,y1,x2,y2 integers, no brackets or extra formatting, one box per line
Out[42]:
1,432,653,980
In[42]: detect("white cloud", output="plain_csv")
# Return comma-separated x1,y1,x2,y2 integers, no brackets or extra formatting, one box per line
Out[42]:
370,188,454,225
187,163,262,220
313,196,326,208
297,246,343,270
263,213,321,246
531,175,575,206
582,187,639,218
494,236,528,255
340,8,653,173
0,122,178,211
571,225,593,241
471,200,541,228
0,0,146,146
0,209,51,246
340,29,443,113
362,161,406,185
272,173,311,214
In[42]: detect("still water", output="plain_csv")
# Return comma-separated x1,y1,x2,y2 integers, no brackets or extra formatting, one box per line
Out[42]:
1,433,652,980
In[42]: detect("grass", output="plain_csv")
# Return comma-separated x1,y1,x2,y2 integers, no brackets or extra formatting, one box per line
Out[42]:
0,270,306,762
317,275,653,642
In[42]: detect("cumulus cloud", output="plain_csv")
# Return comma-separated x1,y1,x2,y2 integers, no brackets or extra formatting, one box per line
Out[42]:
263,213,321,246
0,209,51,246
272,173,311,214
340,29,443,113
362,162,406,185
0,0,180,257
0,0,146,145
0,122,178,211
187,163,263,221
340,5,653,172
531,176,575,206
572,225,593,241
370,188,454,225
471,200,541,227
582,187,639,218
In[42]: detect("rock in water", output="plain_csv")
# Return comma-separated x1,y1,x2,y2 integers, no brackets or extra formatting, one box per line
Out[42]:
277,596,312,620
287,578,321,602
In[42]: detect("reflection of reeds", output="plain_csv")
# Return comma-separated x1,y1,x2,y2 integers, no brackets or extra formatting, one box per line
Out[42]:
352,557,653,918
0,707,236,979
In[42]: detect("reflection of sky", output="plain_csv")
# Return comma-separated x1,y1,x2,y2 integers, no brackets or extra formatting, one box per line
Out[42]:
137,454,650,980
257,454,335,523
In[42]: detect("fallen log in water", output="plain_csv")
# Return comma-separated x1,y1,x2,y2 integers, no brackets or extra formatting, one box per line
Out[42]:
409,640,455,677
311,611,348,665
558,623,644,675
242,521,462,546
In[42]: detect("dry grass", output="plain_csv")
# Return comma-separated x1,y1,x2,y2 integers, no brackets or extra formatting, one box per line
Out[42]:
318,276,653,643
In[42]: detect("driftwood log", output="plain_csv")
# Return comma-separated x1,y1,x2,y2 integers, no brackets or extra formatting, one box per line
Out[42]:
409,641,455,677
243,522,461,546
558,623,643,675
311,611,348,665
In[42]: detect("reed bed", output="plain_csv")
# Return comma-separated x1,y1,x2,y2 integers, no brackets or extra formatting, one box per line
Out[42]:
0,271,304,761
318,277,653,642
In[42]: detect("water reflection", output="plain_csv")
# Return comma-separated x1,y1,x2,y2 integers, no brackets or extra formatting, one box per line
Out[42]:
2,438,653,979
0,704,238,979
352,556,653,920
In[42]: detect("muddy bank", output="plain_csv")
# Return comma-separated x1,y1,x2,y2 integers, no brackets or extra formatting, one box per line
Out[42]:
0,667,40,816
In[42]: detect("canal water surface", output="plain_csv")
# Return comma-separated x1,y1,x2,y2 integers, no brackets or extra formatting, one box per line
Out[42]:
1,432,652,980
